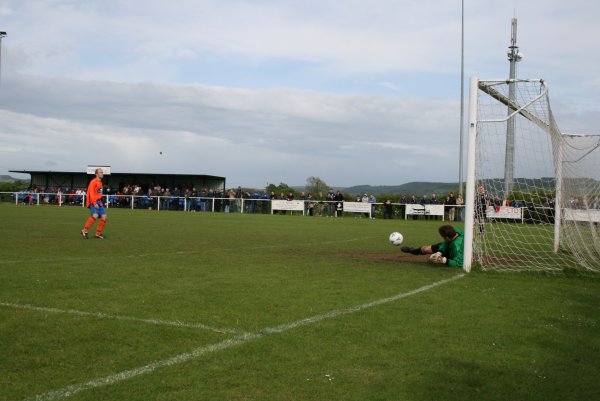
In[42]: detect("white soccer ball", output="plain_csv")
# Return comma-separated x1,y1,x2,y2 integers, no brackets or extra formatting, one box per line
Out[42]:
389,231,404,246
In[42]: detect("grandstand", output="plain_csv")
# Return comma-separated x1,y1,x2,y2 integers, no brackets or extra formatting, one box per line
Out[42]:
8,169,226,194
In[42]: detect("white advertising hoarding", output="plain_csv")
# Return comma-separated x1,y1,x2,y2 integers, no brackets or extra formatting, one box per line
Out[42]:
405,204,445,218
342,202,371,213
87,165,111,175
271,200,305,213
486,206,523,220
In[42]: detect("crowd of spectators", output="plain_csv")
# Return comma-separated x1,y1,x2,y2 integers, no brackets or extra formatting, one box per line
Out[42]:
15,185,86,205
8,183,600,223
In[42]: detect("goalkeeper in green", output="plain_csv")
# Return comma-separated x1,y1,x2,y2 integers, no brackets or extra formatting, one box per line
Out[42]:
401,225,464,267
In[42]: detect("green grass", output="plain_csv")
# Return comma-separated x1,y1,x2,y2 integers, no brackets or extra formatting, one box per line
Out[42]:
0,205,599,401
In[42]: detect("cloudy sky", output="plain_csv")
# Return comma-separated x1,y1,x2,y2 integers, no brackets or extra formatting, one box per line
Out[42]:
1,0,599,188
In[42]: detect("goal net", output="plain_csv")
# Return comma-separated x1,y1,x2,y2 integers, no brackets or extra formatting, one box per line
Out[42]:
464,78,600,273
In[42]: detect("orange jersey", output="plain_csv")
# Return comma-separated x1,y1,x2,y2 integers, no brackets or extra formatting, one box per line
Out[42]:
86,178,104,207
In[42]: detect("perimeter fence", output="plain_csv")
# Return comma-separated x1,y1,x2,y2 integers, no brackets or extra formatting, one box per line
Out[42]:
0,191,473,221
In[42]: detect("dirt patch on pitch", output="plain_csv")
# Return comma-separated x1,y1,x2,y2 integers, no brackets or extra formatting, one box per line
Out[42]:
333,251,428,263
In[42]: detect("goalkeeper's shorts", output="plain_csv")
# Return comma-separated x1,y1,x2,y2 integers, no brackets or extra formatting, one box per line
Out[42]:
431,242,443,254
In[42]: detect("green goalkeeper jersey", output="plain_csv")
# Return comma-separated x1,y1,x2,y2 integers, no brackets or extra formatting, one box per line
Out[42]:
438,226,464,267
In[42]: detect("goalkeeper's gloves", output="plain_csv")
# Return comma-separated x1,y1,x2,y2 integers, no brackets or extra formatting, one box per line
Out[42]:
428,252,447,264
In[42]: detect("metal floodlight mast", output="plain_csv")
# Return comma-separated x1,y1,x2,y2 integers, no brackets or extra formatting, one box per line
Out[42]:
0,31,6,86
504,18,522,197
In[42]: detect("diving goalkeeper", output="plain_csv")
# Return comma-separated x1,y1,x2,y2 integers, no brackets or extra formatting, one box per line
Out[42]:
401,225,464,267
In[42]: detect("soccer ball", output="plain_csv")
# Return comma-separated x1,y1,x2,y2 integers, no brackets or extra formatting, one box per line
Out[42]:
389,232,404,246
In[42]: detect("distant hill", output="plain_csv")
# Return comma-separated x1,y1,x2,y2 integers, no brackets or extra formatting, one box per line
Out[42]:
0,175,20,183
276,177,572,197
291,182,461,196
294,178,565,196
341,182,460,196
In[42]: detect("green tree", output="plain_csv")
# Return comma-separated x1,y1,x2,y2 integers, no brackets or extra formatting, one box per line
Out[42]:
0,180,28,192
305,176,328,195
267,182,295,196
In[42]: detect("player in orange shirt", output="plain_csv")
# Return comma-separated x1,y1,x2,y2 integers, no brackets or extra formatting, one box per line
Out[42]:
81,168,107,239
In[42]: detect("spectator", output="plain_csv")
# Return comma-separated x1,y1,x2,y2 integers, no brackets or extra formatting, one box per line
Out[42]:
305,193,314,216
334,190,344,217
409,194,419,220
326,189,336,217
445,192,457,221
269,191,278,214
359,194,368,218
420,194,430,220
315,191,325,217
172,186,181,210
226,188,236,212
494,195,503,212
260,190,270,214
190,187,198,211
209,189,218,212
455,194,464,221
368,194,377,219
476,185,489,232
162,188,170,211
248,190,259,214
183,187,191,211
383,199,394,219
236,186,243,212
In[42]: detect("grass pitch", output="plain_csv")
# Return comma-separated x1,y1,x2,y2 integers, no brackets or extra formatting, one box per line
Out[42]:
0,205,598,401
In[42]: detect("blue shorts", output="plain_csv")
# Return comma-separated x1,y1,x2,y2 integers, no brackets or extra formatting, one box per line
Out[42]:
90,204,107,216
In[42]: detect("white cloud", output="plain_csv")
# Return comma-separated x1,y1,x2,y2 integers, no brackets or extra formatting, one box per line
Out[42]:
1,0,600,188
0,72,460,187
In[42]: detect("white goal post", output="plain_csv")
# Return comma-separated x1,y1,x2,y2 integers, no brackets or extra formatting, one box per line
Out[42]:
464,77,600,273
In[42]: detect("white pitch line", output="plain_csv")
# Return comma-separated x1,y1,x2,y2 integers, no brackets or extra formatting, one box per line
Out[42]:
0,302,244,334
26,274,464,401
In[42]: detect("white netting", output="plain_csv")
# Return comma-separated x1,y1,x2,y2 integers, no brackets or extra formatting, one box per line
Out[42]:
472,79,600,272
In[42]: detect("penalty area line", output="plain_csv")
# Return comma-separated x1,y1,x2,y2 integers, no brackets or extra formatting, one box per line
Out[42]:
26,274,464,401
0,302,245,335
